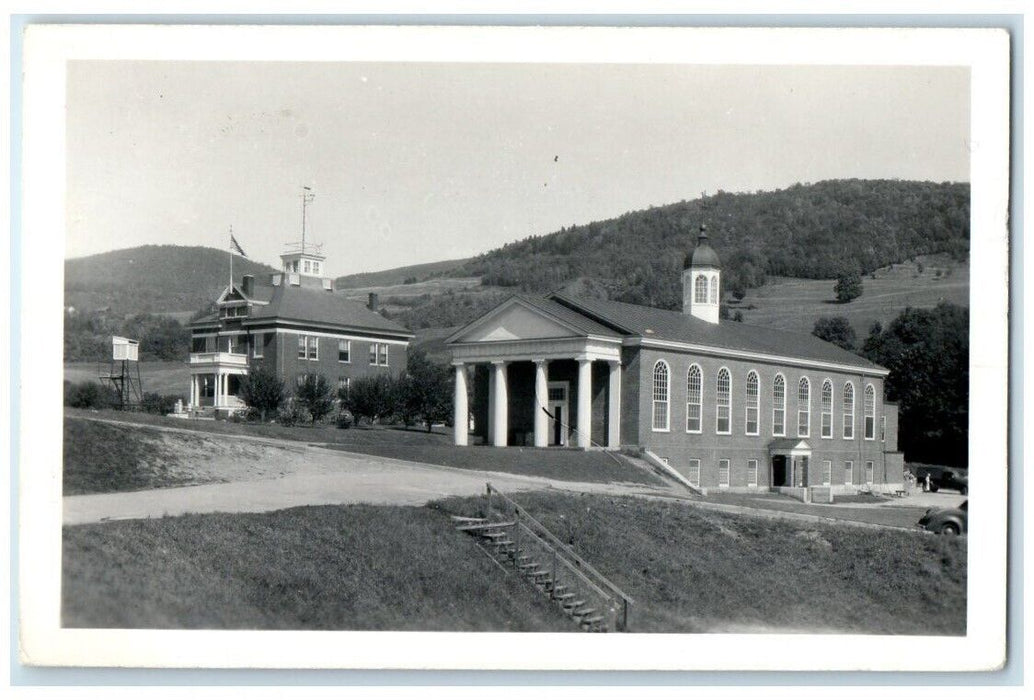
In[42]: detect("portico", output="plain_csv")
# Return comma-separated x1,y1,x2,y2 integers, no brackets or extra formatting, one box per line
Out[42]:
446,296,624,449
188,351,248,410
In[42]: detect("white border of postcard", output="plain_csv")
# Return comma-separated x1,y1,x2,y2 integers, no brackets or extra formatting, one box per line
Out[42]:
19,24,1009,671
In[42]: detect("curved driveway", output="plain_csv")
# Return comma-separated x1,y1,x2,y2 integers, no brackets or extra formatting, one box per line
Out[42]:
63,444,675,526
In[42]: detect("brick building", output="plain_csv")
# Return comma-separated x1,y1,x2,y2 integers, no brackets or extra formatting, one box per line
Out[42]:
446,227,904,497
187,245,412,415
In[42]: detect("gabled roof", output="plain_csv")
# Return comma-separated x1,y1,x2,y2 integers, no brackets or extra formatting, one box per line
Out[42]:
190,281,413,338
445,294,622,344
549,292,885,372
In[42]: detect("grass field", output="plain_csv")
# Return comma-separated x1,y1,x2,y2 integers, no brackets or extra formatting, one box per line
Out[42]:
63,491,966,633
440,491,967,635
65,360,189,398
62,504,575,631
63,417,194,495
731,254,969,338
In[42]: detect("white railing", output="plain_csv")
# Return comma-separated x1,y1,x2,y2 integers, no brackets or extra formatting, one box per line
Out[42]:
189,351,249,367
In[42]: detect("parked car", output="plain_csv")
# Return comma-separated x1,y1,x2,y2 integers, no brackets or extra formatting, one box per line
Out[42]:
916,500,968,535
908,465,968,495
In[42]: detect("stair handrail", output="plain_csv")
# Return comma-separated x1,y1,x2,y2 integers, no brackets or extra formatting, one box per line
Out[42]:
486,483,632,630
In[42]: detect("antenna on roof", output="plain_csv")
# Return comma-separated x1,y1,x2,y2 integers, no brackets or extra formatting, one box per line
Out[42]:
300,186,315,255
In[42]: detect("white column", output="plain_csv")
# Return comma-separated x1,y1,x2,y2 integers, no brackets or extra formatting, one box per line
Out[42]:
576,357,592,449
453,363,468,446
217,372,225,407
486,366,495,445
607,360,621,449
491,361,509,447
533,360,549,448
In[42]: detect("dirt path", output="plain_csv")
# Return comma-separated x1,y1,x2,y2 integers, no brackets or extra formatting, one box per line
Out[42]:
63,439,679,526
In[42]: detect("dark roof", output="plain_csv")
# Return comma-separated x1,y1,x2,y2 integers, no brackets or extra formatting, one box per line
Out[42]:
686,228,721,269
511,295,623,338
191,281,413,338
550,292,885,372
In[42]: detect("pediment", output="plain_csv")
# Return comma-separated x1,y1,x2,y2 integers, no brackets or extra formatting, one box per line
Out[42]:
217,285,247,304
452,300,584,343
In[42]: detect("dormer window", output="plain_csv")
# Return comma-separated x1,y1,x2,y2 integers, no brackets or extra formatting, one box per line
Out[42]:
220,304,249,319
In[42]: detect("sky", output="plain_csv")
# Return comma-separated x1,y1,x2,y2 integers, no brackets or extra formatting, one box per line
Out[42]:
65,61,970,277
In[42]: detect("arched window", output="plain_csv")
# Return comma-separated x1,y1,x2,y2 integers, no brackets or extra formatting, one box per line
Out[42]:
694,275,708,304
716,367,731,434
745,370,760,435
843,382,855,439
864,384,876,439
820,379,833,439
797,377,810,437
686,364,702,433
772,374,786,436
652,360,670,431
709,276,719,304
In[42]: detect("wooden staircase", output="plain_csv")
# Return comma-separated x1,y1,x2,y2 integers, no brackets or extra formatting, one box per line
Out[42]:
451,484,632,633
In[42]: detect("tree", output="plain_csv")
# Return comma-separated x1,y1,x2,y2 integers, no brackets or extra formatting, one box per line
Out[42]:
295,373,336,424
812,316,857,351
237,365,287,421
834,270,863,303
342,374,396,425
862,303,969,468
397,349,454,432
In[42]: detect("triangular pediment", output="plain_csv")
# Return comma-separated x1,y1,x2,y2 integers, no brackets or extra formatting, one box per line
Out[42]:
217,285,247,304
451,299,585,343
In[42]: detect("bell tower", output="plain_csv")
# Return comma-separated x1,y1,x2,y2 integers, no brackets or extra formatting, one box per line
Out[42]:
682,224,721,324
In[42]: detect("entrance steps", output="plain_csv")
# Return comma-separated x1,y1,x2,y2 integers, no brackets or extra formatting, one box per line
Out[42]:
450,484,632,633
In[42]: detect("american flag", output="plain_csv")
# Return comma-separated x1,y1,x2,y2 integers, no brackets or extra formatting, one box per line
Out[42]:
230,234,247,258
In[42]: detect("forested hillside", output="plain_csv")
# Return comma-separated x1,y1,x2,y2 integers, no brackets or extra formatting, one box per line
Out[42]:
65,245,277,318
455,179,969,310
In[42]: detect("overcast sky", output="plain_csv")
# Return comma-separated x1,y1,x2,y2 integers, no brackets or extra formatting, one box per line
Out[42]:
66,61,969,276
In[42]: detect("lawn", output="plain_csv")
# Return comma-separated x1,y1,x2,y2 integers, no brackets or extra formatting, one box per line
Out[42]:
62,504,576,631
65,409,664,487
64,491,966,634
63,417,195,495
440,491,967,635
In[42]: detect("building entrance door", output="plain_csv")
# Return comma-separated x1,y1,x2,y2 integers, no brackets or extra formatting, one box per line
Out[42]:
772,455,788,486
547,381,569,447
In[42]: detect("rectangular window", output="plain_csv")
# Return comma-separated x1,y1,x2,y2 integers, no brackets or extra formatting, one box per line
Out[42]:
821,411,832,439
252,333,265,359
747,459,759,487
718,459,730,488
191,337,206,353
773,407,785,436
303,260,311,273
338,339,351,363
822,460,832,486
379,344,389,366
296,374,307,387
688,459,701,487
844,461,853,486
369,343,378,365
338,376,350,394
746,406,759,436
307,336,319,360
298,335,307,360
865,461,875,485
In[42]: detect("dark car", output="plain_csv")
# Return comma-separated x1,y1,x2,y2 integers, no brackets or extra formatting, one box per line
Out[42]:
917,500,968,535
909,465,968,495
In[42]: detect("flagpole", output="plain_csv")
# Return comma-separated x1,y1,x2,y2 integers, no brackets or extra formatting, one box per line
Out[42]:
229,225,233,291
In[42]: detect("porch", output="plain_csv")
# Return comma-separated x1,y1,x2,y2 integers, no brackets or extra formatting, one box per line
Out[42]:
188,351,248,410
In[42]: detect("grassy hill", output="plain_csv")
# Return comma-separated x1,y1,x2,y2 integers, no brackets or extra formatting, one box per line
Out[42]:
65,245,277,318
334,257,471,289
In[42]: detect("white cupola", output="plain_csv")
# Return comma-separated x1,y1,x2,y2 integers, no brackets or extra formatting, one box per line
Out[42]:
682,224,721,324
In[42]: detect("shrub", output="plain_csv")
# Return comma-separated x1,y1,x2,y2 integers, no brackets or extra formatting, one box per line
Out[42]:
140,392,180,415
342,374,397,425
812,316,857,351
64,380,116,409
238,365,287,422
295,373,336,424
335,411,354,429
277,402,311,427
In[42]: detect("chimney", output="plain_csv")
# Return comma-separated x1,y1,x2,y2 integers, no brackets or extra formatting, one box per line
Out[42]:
368,293,379,312
241,274,254,297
